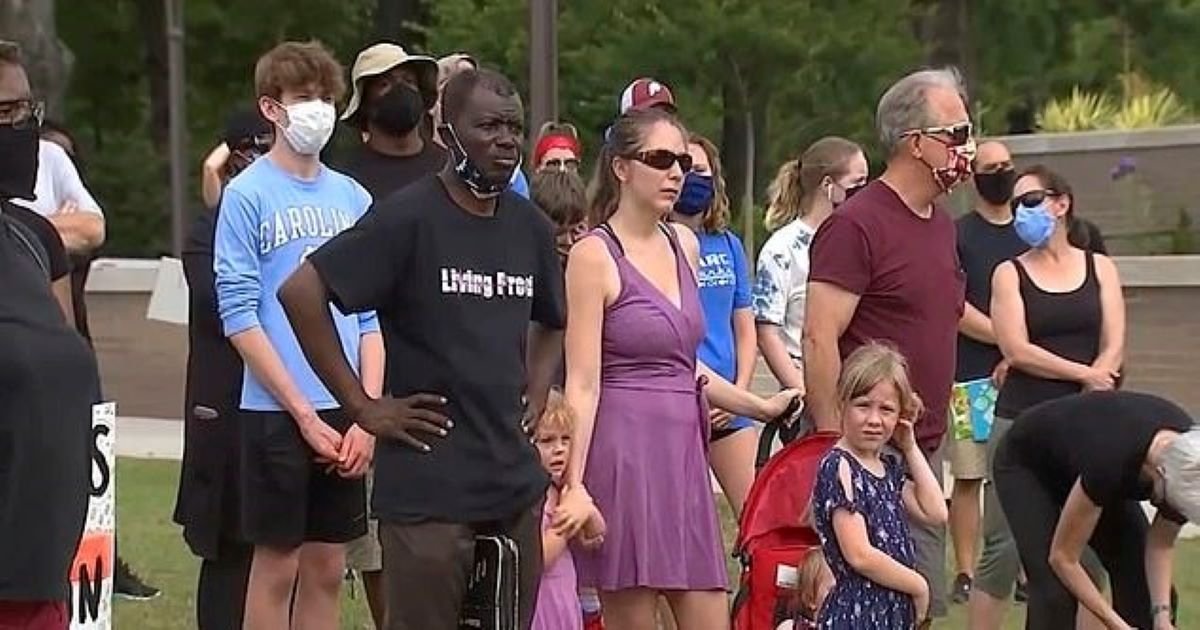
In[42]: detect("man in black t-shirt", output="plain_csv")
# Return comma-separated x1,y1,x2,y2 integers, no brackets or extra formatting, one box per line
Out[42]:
280,68,565,630
0,39,100,628
339,42,446,201
949,141,1026,605
993,391,1196,630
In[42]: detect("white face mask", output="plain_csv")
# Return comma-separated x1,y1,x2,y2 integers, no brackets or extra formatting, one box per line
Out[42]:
278,99,336,155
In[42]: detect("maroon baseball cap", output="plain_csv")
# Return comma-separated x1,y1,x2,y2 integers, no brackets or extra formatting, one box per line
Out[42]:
619,78,676,114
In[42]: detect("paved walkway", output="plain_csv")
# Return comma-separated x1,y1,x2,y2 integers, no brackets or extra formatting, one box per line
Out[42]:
116,416,183,460
117,415,1198,539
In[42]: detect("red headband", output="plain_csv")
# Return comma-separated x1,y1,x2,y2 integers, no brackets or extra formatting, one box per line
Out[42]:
534,134,581,166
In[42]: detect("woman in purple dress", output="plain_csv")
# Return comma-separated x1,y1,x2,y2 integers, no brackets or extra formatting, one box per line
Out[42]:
557,108,800,629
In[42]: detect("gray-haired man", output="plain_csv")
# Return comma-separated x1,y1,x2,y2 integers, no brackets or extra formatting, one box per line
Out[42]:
803,68,974,618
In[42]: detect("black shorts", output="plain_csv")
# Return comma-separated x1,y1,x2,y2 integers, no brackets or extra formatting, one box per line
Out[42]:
239,409,367,547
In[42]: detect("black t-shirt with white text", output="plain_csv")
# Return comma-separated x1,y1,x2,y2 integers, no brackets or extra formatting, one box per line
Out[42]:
955,212,1027,381
1006,391,1193,510
310,175,565,523
340,141,446,203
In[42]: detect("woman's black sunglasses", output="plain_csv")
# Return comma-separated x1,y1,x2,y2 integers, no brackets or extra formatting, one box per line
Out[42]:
630,149,693,172
1011,189,1059,211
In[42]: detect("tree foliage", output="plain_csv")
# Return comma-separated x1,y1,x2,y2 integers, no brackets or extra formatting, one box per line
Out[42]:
21,0,1200,255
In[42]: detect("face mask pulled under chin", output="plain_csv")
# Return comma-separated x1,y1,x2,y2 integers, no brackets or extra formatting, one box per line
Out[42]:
0,124,40,200
440,123,514,199
278,99,336,156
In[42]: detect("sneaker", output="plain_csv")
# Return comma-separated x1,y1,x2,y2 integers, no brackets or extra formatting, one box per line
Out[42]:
951,572,972,604
114,558,161,601
1014,580,1028,603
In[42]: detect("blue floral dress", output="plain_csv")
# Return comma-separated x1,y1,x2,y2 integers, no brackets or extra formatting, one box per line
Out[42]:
812,447,916,629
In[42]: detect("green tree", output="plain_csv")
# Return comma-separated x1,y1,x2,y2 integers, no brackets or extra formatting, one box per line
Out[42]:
56,0,373,255
428,0,920,249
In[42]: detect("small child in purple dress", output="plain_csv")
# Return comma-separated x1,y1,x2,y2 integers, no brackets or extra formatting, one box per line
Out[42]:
532,391,605,630
811,343,948,629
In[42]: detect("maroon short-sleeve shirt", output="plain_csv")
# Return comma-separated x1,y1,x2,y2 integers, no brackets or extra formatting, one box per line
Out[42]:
809,180,966,452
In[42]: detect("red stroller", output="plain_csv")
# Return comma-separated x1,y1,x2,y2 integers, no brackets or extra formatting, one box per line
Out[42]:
730,431,838,630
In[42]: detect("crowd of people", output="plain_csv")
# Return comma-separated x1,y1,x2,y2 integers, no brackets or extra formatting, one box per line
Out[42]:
4,31,1200,630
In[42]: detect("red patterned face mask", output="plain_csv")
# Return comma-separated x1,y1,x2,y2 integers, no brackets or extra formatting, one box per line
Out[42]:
926,139,976,193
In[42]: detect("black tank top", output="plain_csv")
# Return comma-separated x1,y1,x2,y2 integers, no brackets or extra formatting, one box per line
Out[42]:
995,251,1102,418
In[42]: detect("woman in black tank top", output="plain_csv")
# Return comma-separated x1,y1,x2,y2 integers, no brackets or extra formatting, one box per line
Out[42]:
991,165,1125,415
974,165,1126,625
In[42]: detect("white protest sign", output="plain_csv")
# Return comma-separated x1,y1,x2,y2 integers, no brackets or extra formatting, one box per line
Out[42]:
146,256,189,325
68,402,116,629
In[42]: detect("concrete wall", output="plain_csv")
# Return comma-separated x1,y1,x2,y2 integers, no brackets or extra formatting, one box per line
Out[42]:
90,257,1200,420
980,126,1200,255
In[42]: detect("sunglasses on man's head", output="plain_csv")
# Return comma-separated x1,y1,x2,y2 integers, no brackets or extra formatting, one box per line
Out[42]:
1011,189,1059,211
630,149,692,172
901,121,973,147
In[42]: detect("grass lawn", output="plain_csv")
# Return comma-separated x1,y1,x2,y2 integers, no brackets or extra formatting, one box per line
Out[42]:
116,457,1200,629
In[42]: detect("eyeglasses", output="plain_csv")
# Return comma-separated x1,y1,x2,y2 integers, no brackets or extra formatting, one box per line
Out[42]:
541,158,580,173
1011,189,1059,211
629,149,692,172
901,121,973,147
0,98,44,130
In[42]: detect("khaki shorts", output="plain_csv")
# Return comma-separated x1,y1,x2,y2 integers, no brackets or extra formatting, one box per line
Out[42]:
948,434,988,480
346,470,382,572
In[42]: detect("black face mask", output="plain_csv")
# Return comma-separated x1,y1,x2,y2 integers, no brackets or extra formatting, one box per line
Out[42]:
842,182,866,201
370,83,425,135
439,122,514,199
973,168,1016,206
0,123,39,200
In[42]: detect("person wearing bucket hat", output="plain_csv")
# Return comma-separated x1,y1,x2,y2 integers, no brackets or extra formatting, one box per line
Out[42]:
992,390,1193,630
341,42,445,203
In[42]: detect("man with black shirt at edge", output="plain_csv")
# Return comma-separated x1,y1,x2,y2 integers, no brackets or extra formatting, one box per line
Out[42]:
172,105,271,630
0,39,99,630
947,140,1025,606
280,68,565,630
340,42,445,200
337,41,446,629
5,202,72,321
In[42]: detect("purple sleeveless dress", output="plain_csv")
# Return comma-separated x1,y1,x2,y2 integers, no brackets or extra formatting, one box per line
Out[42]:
574,225,728,591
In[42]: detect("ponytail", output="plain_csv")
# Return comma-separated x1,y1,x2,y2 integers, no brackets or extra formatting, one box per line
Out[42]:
764,159,803,231
763,136,863,232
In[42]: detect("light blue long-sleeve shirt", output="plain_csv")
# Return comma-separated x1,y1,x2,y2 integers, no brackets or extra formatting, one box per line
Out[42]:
214,156,378,412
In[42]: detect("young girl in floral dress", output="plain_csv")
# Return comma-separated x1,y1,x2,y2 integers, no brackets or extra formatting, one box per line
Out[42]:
811,343,948,629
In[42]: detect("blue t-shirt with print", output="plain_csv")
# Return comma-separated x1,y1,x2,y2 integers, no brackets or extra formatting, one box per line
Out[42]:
214,157,377,411
697,229,752,386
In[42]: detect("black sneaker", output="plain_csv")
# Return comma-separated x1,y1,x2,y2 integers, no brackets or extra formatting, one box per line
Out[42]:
114,558,160,601
951,573,972,604
1014,580,1028,603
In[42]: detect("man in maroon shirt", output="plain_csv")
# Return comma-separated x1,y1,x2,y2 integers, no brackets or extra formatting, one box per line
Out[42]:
803,67,972,618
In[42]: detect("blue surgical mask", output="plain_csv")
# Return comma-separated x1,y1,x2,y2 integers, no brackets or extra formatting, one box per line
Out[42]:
674,172,715,216
1014,203,1056,248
